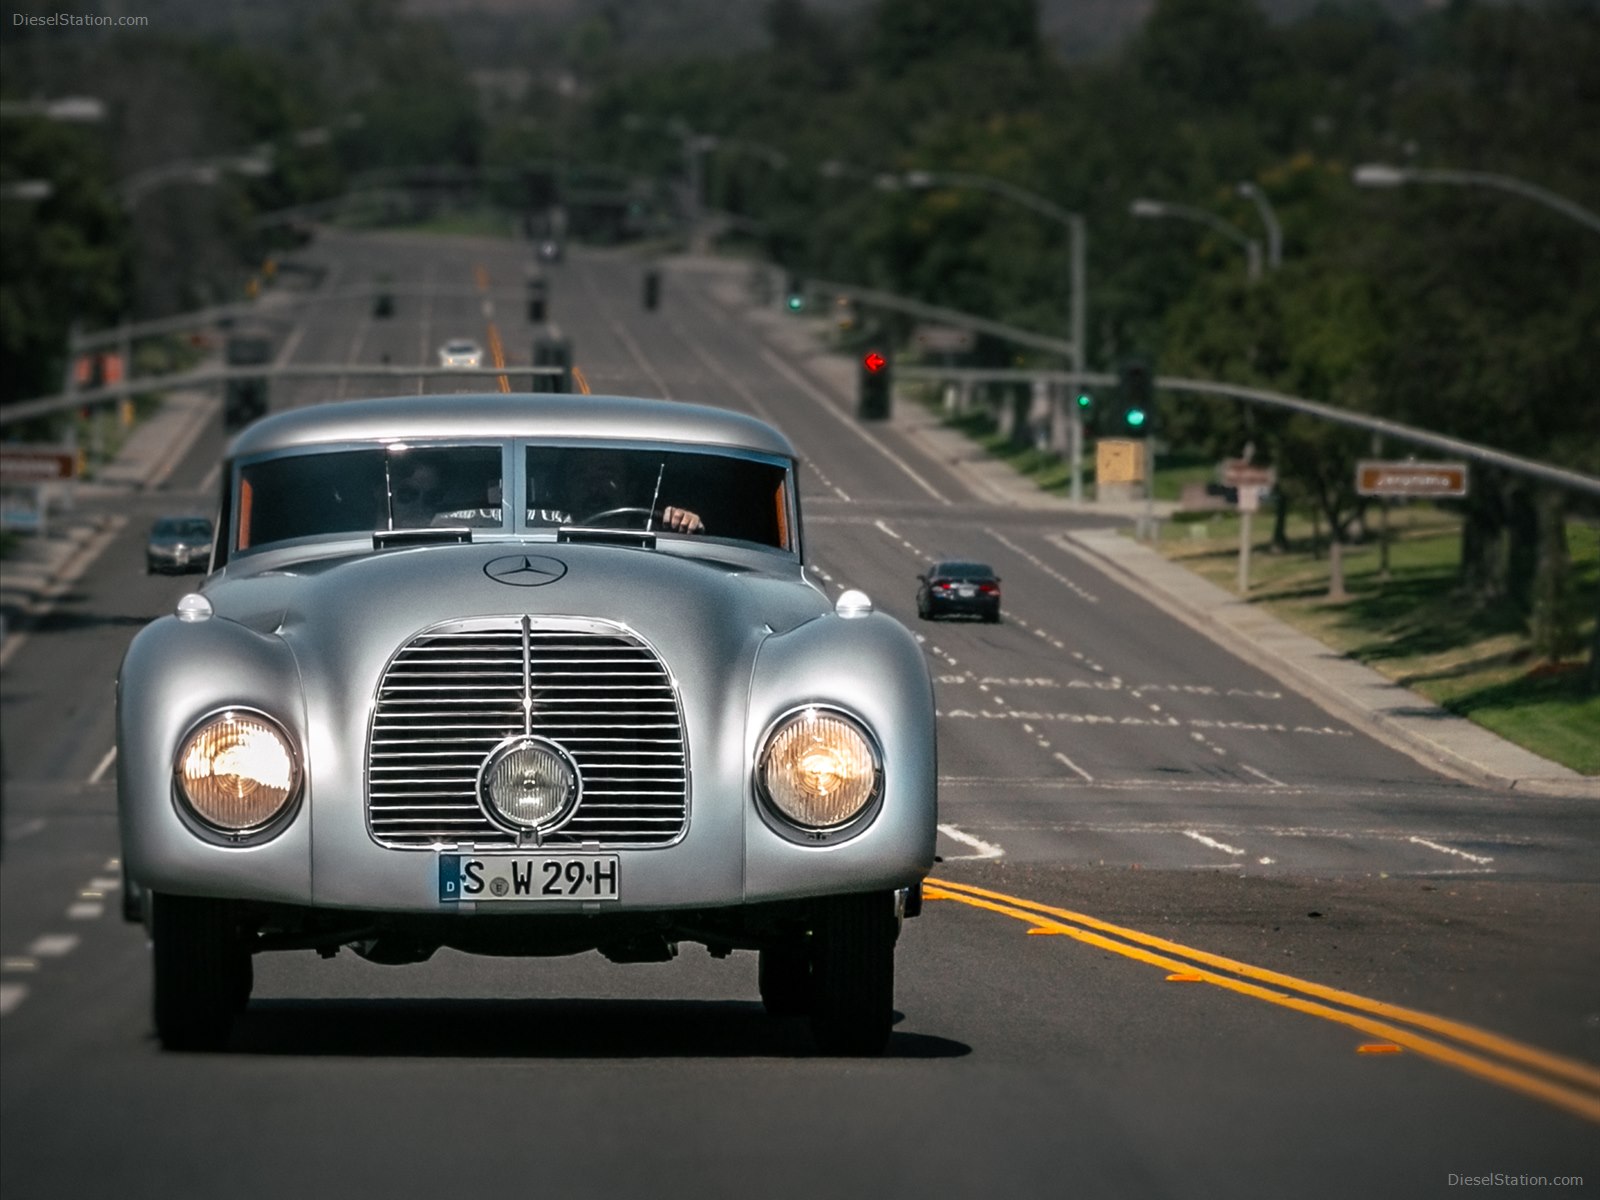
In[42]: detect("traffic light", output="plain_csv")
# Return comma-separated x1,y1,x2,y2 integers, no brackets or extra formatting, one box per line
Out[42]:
1117,360,1153,437
532,335,573,393
643,268,661,311
784,275,804,311
858,350,891,420
527,275,548,323
1073,389,1096,435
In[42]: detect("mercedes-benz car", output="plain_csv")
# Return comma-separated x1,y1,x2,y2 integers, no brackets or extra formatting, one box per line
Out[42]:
145,515,214,575
118,394,937,1054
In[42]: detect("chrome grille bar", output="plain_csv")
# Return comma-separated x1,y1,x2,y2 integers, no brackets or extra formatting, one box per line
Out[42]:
367,619,688,848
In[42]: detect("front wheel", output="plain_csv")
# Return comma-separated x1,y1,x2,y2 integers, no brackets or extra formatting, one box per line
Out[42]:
150,892,252,1051
809,892,897,1056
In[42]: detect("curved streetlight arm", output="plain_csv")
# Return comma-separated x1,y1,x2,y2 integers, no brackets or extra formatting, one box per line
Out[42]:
1354,164,1600,235
1237,181,1282,270
1131,198,1262,280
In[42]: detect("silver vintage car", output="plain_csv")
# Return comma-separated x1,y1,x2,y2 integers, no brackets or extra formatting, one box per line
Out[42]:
118,394,937,1054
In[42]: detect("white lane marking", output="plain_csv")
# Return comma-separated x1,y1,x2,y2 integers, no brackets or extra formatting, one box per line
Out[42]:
104,857,120,871
5,818,46,841
28,935,80,958
578,264,674,398
67,903,104,920
872,519,930,563
0,984,26,1017
757,348,949,503
1052,751,1094,783
2,958,39,972
986,529,1098,604
1183,830,1248,857
1408,836,1495,866
1240,763,1286,787
937,823,1005,860
89,877,120,891
0,515,128,669
87,746,117,785
198,460,222,495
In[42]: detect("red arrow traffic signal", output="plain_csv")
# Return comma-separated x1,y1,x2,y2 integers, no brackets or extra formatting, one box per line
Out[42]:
863,351,886,373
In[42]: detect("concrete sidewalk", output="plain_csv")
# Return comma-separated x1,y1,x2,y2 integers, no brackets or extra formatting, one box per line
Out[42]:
684,255,1598,800
0,390,217,659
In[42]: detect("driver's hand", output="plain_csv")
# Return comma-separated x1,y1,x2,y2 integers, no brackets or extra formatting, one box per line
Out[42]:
660,506,704,534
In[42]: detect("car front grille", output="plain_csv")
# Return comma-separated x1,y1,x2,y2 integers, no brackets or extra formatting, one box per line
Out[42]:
367,618,687,849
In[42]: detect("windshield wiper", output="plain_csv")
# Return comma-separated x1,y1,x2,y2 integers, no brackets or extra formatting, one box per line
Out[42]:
372,527,475,549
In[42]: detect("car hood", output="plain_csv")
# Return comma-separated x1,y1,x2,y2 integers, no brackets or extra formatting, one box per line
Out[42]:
204,541,832,650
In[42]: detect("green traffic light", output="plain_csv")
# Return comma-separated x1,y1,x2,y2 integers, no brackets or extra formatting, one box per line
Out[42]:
1125,408,1146,428
786,295,804,311
1076,392,1092,408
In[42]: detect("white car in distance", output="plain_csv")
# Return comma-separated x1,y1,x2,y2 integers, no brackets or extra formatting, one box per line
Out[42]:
438,339,484,369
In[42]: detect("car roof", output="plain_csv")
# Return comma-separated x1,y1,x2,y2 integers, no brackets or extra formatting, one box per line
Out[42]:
932,560,995,574
226,393,798,461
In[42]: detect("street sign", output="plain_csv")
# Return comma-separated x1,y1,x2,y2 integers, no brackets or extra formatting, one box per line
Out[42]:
0,446,77,484
1221,459,1277,489
912,324,976,354
1356,460,1468,497
1097,439,1147,485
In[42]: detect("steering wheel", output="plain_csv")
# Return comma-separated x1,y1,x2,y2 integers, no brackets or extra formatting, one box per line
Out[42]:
578,505,655,528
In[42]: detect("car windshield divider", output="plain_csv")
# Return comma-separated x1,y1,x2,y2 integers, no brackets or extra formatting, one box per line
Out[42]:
557,526,657,549
372,527,475,549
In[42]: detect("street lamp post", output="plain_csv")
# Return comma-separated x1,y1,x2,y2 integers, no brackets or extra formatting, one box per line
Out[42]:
1353,163,1600,235
1236,181,1281,270
1130,198,1263,280
901,170,1088,500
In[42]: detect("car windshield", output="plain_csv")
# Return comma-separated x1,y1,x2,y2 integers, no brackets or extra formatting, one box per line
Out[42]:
446,342,475,354
232,443,793,554
934,562,993,580
153,518,212,538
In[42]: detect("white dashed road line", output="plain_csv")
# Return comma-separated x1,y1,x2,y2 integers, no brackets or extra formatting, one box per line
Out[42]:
87,746,116,785
1408,836,1495,866
0,984,26,1017
937,823,1006,861
27,935,80,958
1183,830,1248,857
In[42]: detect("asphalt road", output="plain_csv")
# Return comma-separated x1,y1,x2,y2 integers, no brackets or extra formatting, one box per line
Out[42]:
2,229,1596,1199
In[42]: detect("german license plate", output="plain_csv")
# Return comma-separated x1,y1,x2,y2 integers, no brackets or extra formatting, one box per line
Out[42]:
438,854,620,903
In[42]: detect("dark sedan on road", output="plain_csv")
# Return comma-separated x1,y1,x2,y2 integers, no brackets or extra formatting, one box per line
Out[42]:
145,516,213,575
916,560,1001,622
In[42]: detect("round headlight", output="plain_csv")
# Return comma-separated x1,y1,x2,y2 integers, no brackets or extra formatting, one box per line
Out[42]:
758,707,881,830
481,737,579,831
175,710,300,833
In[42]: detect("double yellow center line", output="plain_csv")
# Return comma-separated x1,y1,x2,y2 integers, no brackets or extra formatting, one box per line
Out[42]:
474,263,590,394
927,877,1600,1124
474,264,510,393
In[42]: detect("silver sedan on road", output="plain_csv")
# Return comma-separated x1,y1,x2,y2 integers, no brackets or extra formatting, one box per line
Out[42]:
117,394,937,1054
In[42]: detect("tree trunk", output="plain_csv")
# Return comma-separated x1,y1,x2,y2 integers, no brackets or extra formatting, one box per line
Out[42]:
1585,583,1600,695
1506,484,1539,615
1458,474,1509,602
1528,488,1577,662
1270,488,1289,553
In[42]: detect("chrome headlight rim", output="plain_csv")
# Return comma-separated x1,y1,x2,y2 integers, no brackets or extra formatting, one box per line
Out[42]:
476,734,583,836
170,705,304,843
755,703,884,845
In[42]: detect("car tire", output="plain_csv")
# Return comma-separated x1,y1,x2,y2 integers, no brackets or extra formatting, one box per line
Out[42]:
758,943,811,1017
150,892,250,1051
808,891,896,1056
984,610,1001,624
